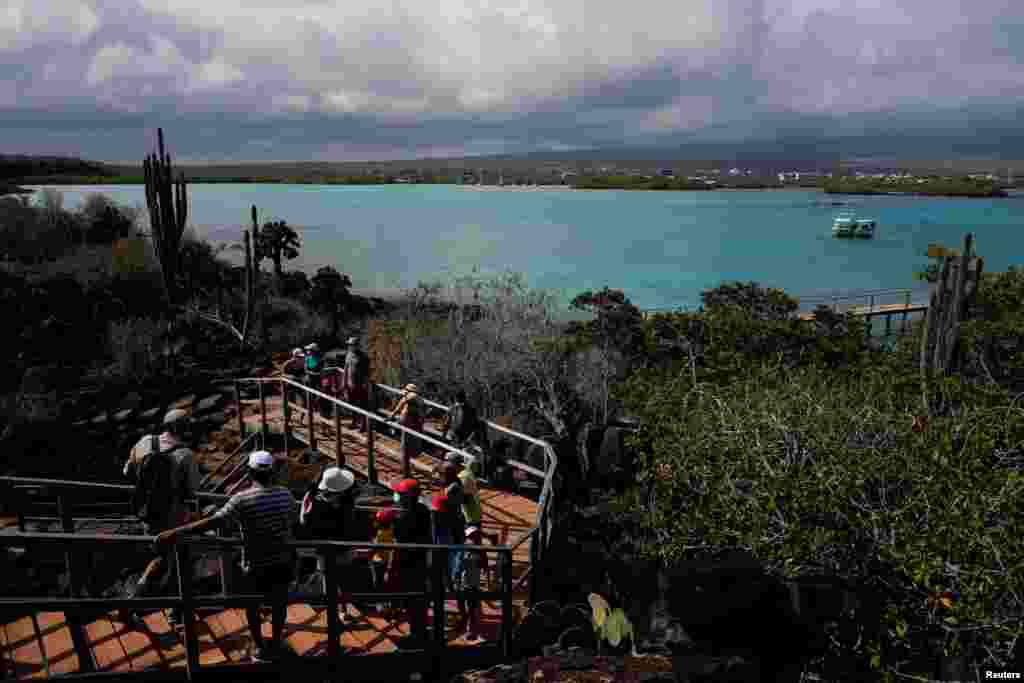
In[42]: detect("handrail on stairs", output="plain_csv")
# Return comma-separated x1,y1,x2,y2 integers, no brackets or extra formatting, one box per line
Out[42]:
234,375,558,608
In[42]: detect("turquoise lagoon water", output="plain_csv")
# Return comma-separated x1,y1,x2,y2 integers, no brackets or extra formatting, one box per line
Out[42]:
31,184,1024,312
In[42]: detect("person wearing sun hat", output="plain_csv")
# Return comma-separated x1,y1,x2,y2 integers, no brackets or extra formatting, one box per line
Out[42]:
155,450,299,662
299,466,360,620
389,383,425,462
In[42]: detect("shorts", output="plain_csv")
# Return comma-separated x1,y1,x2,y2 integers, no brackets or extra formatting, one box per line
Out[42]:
239,562,294,596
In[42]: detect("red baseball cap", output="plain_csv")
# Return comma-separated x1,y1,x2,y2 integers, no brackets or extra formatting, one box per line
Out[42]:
431,493,449,512
395,478,420,496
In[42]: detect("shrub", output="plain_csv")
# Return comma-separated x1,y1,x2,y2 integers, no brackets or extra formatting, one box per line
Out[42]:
106,317,166,384
620,320,1024,677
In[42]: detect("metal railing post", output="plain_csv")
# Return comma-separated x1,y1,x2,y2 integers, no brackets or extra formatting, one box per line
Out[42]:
431,547,447,681
402,430,411,478
501,548,513,659
334,401,343,469
260,383,269,441
325,547,340,660
307,388,317,451
282,380,291,453
57,495,78,596
367,385,377,485
176,543,201,679
234,381,245,439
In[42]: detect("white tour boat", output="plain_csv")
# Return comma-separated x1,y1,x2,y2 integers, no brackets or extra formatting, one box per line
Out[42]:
832,213,876,239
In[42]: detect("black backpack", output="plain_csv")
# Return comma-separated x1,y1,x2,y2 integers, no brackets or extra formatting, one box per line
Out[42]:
131,435,177,528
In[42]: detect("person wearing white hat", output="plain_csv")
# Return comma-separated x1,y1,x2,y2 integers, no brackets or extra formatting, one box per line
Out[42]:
156,449,299,662
299,465,360,621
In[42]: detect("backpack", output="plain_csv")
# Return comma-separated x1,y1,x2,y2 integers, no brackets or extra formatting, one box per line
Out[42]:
132,435,177,528
305,354,323,373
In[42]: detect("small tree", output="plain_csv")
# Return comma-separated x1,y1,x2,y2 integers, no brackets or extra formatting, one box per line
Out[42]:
569,287,643,423
256,219,301,289
310,265,353,341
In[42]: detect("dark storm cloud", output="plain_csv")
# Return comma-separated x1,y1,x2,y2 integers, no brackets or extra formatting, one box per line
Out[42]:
1,0,1022,162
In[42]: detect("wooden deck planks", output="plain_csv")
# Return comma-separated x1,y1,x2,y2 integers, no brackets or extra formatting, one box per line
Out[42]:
283,603,323,657
84,613,130,672
140,611,186,669
201,609,250,662
35,612,79,676
108,615,163,672
3,614,46,679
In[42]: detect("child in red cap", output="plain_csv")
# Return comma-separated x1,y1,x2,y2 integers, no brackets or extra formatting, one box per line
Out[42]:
371,508,396,614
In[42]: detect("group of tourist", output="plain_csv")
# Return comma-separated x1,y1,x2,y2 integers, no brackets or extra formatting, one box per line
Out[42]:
121,399,489,662
283,337,371,425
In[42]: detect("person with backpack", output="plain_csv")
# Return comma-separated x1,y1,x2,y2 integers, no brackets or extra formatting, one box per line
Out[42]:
343,337,370,430
443,390,484,448
299,466,360,621
121,409,198,626
155,450,300,662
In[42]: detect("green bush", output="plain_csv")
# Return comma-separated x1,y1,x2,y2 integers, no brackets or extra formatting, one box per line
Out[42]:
615,273,1024,677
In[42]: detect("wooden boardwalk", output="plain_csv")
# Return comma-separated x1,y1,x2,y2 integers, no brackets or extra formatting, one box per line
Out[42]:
237,397,537,577
797,301,928,321
1,394,541,679
0,598,517,678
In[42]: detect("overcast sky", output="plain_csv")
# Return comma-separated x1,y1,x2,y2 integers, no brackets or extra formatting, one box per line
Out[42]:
2,0,1023,163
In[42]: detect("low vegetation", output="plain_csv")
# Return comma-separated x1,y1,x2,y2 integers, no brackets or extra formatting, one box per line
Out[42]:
822,175,1008,197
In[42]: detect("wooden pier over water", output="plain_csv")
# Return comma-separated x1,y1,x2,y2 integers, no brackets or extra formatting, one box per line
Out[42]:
643,288,929,338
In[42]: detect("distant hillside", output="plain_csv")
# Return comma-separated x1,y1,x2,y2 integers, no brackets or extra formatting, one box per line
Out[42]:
0,155,114,181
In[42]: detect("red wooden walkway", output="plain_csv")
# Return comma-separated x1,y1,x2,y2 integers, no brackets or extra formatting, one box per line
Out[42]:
1,389,545,679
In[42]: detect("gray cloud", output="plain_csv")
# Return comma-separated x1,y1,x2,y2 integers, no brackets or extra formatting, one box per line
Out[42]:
1,0,1023,162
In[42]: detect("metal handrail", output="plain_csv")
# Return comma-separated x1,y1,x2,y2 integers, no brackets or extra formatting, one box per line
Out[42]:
0,529,516,680
198,431,258,491
238,376,481,470
235,375,559,607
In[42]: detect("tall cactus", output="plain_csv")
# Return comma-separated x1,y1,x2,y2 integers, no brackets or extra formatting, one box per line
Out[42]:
143,128,188,306
239,205,259,348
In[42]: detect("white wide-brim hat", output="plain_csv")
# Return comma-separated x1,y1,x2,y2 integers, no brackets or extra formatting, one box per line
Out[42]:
319,467,356,494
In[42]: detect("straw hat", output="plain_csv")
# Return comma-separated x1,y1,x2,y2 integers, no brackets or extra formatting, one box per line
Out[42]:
403,383,418,394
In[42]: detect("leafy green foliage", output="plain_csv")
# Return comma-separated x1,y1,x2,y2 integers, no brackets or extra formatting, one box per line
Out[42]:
822,175,1006,197
615,274,1024,676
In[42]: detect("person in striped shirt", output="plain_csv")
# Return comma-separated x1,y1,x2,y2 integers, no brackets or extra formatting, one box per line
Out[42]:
156,450,299,662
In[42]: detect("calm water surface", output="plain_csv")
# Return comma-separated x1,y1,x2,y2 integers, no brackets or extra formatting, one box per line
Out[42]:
30,184,1024,311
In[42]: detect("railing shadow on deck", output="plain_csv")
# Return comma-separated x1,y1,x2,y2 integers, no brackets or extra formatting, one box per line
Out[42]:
0,518,516,682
